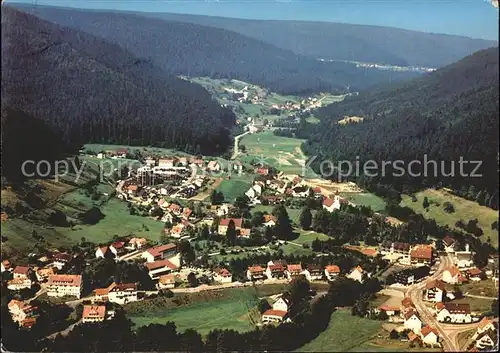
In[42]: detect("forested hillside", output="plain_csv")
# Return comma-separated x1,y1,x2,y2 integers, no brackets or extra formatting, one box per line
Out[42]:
305,47,499,206
1,107,76,182
1,7,235,156
133,12,496,68
12,4,419,95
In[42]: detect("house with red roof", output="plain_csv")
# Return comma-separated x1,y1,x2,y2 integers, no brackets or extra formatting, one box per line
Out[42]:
266,262,286,280
442,266,468,284
218,218,243,235
424,279,446,302
142,243,177,263
322,196,341,212
8,300,39,329
247,265,265,281
13,266,32,280
420,326,440,347
181,208,193,220
95,244,118,259
82,305,107,323
324,265,341,281
347,266,367,283
404,309,422,333
436,303,472,323
286,264,303,281
145,259,178,280
93,282,139,305
302,264,323,281
410,245,434,265
262,309,288,325
158,274,177,289
47,274,82,299
213,268,232,283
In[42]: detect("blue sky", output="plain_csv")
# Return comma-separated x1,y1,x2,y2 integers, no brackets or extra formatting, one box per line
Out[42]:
7,0,499,40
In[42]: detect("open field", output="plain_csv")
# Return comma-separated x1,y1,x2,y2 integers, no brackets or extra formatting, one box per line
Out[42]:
57,199,165,244
339,192,387,211
130,296,258,334
297,309,439,352
460,280,498,297
337,116,365,125
128,286,284,335
400,189,499,248
450,296,494,314
296,309,383,352
216,174,254,202
239,132,316,177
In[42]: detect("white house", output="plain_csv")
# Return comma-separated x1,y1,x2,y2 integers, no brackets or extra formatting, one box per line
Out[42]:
107,283,139,305
474,331,497,350
145,259,178,280
324,265,340,281
142,243,177,263
95,245,118,259
263,215,277,227
472,317,496,340
216,204,230,217
52,253,72,270
347,266,366,283
127,237,148,250
286,264,303,281
158,274,176,289
213,268,232,283
265,263,286,280
8,300,38,328
301,265,323,281
442,266,467,285
158,158,175,169
262,309,288,325
272,296,290,312
420,326,440,347
247,266,265,281
404,310,422,333
442,236,456,253
455,244,474,268
424,280,445,302
322,196,341,212
436,303,471,323
7,278,32,291
47,274,83,299
82,305,106,323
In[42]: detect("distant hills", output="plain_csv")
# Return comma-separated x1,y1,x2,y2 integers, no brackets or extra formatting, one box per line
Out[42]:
1,7,235,160
125,12,496,68
305,47,499,201
11,4,420,95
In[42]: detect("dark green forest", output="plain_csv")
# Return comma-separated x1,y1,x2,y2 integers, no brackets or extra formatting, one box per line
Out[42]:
1,8,235,156
304,47,499,206
12,4,420,95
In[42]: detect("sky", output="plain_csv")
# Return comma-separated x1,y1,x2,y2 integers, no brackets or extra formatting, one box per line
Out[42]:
6,0,499,40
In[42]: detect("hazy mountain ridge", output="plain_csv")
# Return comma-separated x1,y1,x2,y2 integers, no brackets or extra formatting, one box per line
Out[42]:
128,11,497,68
11,4,420,95
1,7,235,156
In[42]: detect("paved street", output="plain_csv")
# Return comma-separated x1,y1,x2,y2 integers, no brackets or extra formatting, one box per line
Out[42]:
405,254,481,352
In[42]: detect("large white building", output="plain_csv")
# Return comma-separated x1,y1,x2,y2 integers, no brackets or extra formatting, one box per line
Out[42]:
47,274,83,299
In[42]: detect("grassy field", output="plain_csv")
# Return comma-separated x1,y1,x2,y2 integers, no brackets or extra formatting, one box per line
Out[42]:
216,174,254,202
297,309,435,352
296,309,383,352
128,286,283,335
239,131,316,177
57,199,165,244
458,280,498,297
451,296,494,313
340,192,387,212
400,189,499,248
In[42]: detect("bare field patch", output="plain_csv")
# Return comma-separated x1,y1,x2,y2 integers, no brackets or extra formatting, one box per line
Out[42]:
338,116,365,125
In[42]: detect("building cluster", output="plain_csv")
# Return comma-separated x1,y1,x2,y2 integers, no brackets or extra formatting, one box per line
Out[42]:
400,297,441,347
467,317,499,352
246,261,369,283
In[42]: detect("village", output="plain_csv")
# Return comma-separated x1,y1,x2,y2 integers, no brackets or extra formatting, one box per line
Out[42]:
1,145,498,352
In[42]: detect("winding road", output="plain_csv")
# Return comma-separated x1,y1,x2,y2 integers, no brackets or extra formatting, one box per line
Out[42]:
405,254,481,351
231,131,250,160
